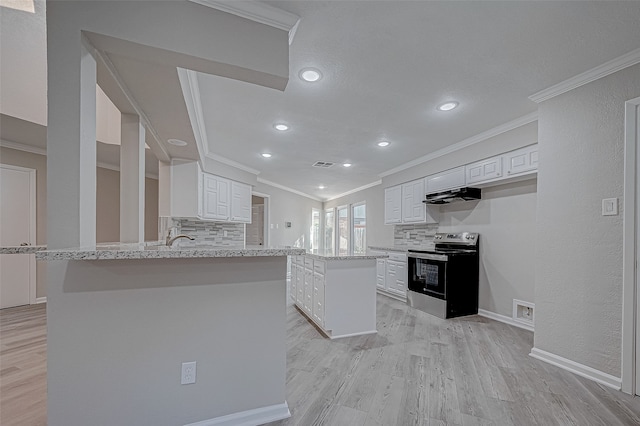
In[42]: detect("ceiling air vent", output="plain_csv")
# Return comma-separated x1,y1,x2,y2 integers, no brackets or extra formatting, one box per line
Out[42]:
312,161,334,168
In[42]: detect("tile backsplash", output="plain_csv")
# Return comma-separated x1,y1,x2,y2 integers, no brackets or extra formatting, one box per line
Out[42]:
159,217,244,247
394,223,438,248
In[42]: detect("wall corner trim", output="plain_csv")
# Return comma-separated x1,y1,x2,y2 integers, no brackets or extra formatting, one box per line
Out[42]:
529,47,640,103
325,180,382,202
478,309,534,332
188,0,300,44
529,347,622,390
0,139,47,156
183,402,290,426
379,112,538,178
257,177,322,202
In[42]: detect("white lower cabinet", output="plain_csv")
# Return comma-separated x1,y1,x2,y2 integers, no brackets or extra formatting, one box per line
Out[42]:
313,272,325,326
372,251,407,300
293,255,377,339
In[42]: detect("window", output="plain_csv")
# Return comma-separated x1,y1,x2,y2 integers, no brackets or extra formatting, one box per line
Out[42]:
310,208,320,254
337,206,349,256
324,209,335,256
352,203,366,255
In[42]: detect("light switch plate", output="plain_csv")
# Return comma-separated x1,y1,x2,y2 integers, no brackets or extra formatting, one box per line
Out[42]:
602,198,618,216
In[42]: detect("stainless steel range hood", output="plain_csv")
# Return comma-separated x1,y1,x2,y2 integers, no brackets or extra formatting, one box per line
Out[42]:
423,187,481,205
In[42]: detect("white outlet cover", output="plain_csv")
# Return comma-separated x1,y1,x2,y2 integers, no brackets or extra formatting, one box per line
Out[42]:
602,198,618,216
181,361,196,385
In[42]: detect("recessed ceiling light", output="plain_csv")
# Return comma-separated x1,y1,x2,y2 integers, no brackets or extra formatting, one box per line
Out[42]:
343,163,352,167
377,141,390,147
437,101,459,111
299,68,322,82
318,185,325,189
167,138,187,146
274,123,289,131
261,153,272,158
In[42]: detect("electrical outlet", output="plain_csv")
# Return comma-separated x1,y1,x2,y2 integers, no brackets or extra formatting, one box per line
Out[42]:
523,307,531,319
181,361,196,385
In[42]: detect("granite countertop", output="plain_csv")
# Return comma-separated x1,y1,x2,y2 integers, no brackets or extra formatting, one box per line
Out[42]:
0,245,47,254
35,242,306,261
368,244,435,253
303,251,388,261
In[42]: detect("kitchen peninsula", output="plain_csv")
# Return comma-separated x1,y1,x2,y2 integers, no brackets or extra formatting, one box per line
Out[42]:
290,251,387,339
37,244,305,426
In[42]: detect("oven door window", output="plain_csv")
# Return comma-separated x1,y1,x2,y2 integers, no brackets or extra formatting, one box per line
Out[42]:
409,257,446,299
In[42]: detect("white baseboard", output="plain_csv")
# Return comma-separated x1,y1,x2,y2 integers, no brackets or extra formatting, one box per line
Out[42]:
478,309,534,332
184,402,290,426
35,297,47,304
330,330,378,340
529,347,621,391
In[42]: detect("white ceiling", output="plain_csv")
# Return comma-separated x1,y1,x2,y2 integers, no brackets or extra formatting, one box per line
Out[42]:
2,1,640,200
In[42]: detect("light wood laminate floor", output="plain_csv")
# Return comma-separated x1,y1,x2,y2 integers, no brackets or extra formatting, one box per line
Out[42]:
2,298,640,425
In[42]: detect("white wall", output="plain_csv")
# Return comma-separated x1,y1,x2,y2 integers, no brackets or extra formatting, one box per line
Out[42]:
534,63,640,378
253,182,323,249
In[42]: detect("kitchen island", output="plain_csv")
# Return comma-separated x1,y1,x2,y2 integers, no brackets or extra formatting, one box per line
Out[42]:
290,251,387,339
36,243,305,426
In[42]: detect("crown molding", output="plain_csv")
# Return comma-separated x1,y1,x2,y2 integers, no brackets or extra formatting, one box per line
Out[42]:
0,139,47,156
205,153,261,176
97,161,159,180
257,177,322,202
177,68,208,165
379,112,538,178
325,180,382,202
188,0,300,45
529,47,640,103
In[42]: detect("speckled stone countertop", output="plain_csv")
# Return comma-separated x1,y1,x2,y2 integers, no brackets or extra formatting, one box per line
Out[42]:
0,245,47,254
368,244,435,253
303,251,388,261
35,242,306,261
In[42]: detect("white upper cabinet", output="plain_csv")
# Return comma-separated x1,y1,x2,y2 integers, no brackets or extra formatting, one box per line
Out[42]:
384,186,402,224
169,161,252,223
230,181,251,223
466,155,503,185
505,144,538,176
200,173,230,221
402,179,426,223
384,179,438,225
425,166,466,193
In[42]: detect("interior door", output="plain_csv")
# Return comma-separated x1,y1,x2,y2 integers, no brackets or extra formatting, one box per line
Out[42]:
0,165,36,309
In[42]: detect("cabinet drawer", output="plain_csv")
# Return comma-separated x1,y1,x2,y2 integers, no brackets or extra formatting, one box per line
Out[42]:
313,260,326,275
388,253,406,262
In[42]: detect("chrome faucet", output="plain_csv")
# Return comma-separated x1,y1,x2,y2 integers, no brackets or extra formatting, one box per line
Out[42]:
166,234,195,247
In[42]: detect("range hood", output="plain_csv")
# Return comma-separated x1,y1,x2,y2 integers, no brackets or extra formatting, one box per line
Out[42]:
423,187,481,205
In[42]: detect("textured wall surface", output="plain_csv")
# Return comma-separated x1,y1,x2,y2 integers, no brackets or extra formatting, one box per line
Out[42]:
534,63,640,377
438,180,537,317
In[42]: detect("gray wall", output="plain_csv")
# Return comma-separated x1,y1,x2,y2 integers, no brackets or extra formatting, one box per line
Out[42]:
253,182,323,249
439,180,537,316
534,63,640,377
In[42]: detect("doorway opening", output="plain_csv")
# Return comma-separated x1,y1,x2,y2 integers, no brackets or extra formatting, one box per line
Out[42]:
622,95,640,395
246,192,270,247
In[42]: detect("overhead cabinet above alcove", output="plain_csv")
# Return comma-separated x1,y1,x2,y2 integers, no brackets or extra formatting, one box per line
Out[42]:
167,160,251,223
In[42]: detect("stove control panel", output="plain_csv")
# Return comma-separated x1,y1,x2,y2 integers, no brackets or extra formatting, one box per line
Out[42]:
433,232,479,245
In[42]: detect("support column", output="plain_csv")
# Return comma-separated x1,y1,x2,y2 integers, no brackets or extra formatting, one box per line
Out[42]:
119,114,146,243
46,32,97,249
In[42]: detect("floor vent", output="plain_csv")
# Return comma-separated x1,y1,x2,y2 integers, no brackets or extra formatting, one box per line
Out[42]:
312,161,334,168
